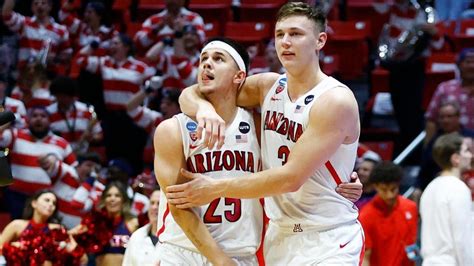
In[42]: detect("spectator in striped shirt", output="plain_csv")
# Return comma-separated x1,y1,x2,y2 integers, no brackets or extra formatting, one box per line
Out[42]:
47,76,103,154
0,106,77,219
38,152,102,228
145,24,201,90
59,1,116,55
2,0,72,73
77,34,155,172
134,0,205,55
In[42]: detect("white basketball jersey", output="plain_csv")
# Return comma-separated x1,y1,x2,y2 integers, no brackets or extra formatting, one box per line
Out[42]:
261,74,359,231
157,108,263,257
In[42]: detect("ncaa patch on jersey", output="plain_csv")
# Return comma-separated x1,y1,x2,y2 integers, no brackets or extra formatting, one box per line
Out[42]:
239,122,250,134
305,95,314,105
278,77,287,86
186,121,197,132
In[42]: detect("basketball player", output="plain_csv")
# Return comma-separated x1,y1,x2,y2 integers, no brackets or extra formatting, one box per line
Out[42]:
167,2,364,264
153,37,263,265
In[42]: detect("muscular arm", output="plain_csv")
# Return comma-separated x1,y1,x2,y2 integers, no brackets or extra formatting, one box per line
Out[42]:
171,87,360,202
178,72,278,148
153,119,233,266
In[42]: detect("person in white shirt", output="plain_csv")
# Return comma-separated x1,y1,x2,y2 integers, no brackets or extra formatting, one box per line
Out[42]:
420,132,473,265
123,189,160,266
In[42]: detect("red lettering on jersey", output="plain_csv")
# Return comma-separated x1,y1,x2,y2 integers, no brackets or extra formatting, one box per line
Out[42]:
187,151,256,173
264,111,304,143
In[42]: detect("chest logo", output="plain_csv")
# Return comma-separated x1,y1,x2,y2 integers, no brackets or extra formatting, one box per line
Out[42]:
186,121,197,132
304,95,314,105
239,122,250,134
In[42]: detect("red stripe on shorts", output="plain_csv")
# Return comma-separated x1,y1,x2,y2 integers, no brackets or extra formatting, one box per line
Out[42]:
156,204,170,240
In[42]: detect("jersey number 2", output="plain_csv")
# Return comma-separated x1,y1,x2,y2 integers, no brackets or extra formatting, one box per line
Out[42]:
278,145,290,165
203,198,241,223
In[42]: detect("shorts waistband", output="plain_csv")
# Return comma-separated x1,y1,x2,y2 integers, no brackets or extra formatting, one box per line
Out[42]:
268,220,358,234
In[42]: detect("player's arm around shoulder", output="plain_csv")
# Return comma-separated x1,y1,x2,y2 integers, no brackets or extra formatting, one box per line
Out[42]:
153,118,235,266
283,86,360,189
238,72,280,108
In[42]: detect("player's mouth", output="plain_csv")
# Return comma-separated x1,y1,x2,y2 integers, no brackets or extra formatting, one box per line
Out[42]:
281,51,295,58
201,71,215,82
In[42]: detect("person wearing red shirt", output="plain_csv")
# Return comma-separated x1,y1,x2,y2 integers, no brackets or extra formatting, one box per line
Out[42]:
360,161,419,266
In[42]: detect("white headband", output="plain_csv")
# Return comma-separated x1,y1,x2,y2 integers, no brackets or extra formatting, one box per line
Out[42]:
201,41,246,73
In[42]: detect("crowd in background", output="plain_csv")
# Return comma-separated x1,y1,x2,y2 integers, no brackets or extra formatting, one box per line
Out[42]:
0,0,473,265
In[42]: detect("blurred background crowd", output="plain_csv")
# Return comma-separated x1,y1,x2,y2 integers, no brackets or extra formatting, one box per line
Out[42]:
0,0,473,265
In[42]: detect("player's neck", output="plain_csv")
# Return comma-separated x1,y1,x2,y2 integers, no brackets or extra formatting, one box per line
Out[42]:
214,103,238,125
440,168,461,178
286,66,327,101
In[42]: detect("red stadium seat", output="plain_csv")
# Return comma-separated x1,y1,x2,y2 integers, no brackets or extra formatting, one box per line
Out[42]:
113,0,132,11
137,0,165,21
361,141,394,160
324,20,371,80
126,22,143,39
346,0,391,44
238,0,286,22
203,22,221,38
448,19,474,52
224,22,272,47
189,0,231,35
370,66,390,95
422,53,457,110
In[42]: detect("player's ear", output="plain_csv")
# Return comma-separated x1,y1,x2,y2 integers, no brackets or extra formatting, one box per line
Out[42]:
316,32,327,50
233,70,246,85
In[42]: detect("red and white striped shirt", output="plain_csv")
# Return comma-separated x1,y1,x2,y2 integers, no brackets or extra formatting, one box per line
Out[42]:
2,13,71,67
47,161,87,228
152,53,199,89
58,7,116,55
134,8,205,52
77,55,155,111
127,106,163,134
47,101,102,150
10,85,55,108
2,97,27,128
0,129,77,195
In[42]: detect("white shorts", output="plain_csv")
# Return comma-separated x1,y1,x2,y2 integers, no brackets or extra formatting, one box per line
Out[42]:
157,243,258,266
264,221,365,265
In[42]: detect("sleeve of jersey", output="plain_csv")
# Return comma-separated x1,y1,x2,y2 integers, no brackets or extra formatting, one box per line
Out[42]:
52,161,80,188
58,7,81,36
134,17,160,49
191,15,206,43
3,12,25,33
76,55,101,73
70,177,96,211
63,144,78,166
172,56,197,86
57,29,73,55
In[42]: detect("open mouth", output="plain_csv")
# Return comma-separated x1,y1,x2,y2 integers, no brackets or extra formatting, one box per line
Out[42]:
202,72,215,81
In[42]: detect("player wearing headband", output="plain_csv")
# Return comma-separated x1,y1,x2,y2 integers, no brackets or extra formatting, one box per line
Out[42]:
153,37,263,265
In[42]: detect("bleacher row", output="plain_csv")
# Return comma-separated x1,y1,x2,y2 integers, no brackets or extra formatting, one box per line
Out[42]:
71,0,473,162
